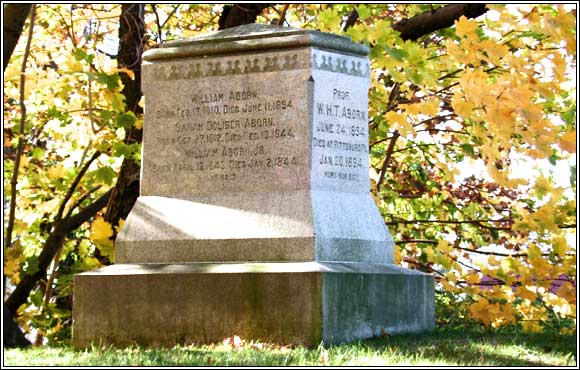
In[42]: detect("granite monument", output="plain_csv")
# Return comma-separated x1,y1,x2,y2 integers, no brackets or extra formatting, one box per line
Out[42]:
73,24,434,348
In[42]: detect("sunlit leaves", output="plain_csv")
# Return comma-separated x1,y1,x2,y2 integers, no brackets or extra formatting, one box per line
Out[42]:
559,131,576,153
90,216,114,261
364,3,576,333
4,4,138,343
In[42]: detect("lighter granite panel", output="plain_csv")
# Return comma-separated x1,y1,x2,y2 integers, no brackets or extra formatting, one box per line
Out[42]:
310,49,371,193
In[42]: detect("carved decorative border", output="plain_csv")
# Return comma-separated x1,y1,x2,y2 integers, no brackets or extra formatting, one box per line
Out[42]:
312,53,368,77
151,54,301,81
150,52,370,81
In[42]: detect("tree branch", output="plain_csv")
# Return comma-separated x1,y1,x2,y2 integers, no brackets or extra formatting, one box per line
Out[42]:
55,151,101,223
65,186,103,219
386,218,513,228
150,3,162,44
104,4,145,227
392,4,488,41
160,5,180,29
3,7,35,346
277,4,290,26
6,189,112,317
397,239,438,245
342,7,359,32
376,130,400,192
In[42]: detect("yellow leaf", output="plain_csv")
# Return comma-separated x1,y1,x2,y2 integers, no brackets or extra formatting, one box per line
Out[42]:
445,271,457,283
480,40,509,63
421,100,440,116
455,16,479,39
534,175,553,198
437,240,452,253
4,259,20,276
394,246,402,265
385,111,414,136
81,256,102,271
554,282,576,305
435,251,452,269
48,165,66,179
516,286,538,302
468,298,500,326
91,217,113,241
400,103,420,116
423,246,436,261
441,279,457,292
134,118,143,130
115,219,126,234
559,131,576,153
114,67,135,80
527,243,541,261
492,303,516,328
500,257,521,274
551,236,569,257
96,239,115,262
466,273,480,284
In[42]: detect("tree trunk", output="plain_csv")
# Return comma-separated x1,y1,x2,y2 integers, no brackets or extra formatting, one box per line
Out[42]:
3,307,30,347
104,4,145,228
3,4,32,71
3,3,34,348
218,4,272,30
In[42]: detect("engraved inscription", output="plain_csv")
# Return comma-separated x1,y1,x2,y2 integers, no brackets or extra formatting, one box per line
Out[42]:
312,76,369,185
149,85,301,183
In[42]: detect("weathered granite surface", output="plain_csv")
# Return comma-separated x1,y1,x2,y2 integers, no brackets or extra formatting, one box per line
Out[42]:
74,262,434,348
117,25,387,264
73,24,434,348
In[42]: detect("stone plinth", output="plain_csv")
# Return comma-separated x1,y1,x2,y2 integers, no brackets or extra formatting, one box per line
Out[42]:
74,262,433,348
73,24,434,348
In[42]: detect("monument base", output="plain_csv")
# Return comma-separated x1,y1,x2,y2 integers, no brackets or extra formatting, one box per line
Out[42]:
73,262,434,348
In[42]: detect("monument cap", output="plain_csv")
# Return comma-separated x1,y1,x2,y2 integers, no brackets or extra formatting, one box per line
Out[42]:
143,23,370,61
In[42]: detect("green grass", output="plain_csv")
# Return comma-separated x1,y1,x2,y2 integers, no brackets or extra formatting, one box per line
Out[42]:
4,327,577,366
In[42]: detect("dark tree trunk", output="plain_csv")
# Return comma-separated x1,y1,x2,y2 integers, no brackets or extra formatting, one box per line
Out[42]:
3,3,33,348
3,306,31,347
393,4,488,41
104,4,145,227
218,4,272,30
3,4,32,71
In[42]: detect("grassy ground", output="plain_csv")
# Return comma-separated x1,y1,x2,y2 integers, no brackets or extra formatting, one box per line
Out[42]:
4,326,577,366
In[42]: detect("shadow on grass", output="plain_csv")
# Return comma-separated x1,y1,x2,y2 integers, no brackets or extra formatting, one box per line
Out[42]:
5,326,577,366
347,326,577,366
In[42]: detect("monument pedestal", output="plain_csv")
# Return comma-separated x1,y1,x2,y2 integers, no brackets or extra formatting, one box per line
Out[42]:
74,262,433,348
73,24,435,348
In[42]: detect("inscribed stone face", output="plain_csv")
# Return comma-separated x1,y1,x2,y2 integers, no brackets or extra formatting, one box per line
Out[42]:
310,49,371,193
140,49,312,196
